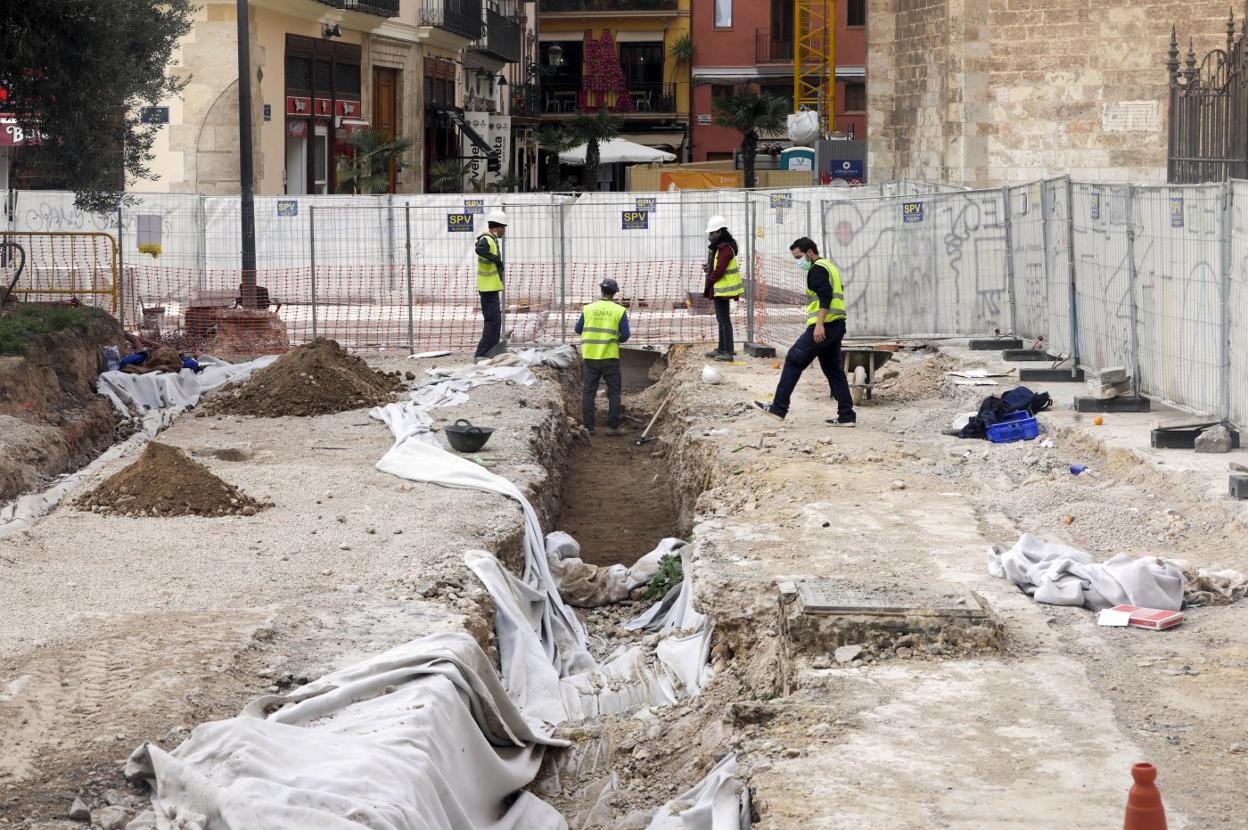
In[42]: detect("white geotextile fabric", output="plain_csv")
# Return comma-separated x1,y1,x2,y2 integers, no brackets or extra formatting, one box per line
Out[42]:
126,633,569,830
647,754,748,830
0,409,175,542
129,347,738,830
97,355,278,417
371,347,576,447
988,533,1186,611
545,531,674,607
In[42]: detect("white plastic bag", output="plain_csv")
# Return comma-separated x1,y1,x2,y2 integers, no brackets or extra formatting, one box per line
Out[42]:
787,110,820,147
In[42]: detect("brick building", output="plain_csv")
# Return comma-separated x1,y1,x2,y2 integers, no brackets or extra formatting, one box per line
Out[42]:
868,0,1230,184
689,0,866,162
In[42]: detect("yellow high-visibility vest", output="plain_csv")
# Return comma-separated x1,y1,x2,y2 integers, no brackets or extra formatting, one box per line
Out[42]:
580,299,625,360
712,248,744,298
805,258,847,326
477,233,503,292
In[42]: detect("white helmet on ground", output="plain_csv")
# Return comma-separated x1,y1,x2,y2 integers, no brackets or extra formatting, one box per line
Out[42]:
705,215,727,234
487,209,509,226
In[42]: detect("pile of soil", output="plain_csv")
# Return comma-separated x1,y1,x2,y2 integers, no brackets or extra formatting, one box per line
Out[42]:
873,352,957,403
77,442,265,517
207,338,401,417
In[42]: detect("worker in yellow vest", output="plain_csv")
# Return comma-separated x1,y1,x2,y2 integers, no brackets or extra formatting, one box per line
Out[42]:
575,278,631,436
474,209,508,360
755,237,856,426
702,215,743,361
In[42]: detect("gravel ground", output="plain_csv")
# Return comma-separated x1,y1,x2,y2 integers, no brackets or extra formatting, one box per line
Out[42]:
0,349,571,825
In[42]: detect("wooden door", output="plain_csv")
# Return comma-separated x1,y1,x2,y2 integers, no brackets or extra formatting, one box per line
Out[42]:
372,67,400,192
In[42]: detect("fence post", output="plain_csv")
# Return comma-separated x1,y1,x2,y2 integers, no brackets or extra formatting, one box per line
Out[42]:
1220,181,1233,421
1125,185,1142,396
405,203,414,355
1065,177,1081,375
309,204,318,341
745,193,756,346
557,197,567,344
1001,187,1018,337
1038,181,1054,347
115,204,126,330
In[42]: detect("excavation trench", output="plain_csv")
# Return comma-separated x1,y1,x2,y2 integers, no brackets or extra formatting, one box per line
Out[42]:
555,348,679,567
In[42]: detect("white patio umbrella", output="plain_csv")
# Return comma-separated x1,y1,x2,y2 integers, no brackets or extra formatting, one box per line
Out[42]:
558,137,676,165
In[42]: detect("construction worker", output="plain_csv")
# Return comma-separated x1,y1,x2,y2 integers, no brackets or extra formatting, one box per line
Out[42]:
474,209,508,360
702,215,743,362
754,237,856,426
575,278,630,436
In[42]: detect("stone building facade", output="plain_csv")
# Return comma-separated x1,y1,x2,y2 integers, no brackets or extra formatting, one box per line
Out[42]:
868,0,1233,185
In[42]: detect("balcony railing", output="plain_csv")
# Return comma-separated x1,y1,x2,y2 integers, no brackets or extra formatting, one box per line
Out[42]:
469,8,521,62
756,30,793,64
538,0,677,12
421,0,483,39
318,0,400,17
540,81,676,114
510,83,542,118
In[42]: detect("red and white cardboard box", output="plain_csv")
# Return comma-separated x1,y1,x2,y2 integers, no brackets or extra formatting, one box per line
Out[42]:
1102,604,1185,630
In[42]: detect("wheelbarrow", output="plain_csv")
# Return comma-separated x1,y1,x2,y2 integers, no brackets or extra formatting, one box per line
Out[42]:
842,344,897,404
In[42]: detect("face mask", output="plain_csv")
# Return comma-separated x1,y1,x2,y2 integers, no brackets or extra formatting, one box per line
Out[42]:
796,258,813,272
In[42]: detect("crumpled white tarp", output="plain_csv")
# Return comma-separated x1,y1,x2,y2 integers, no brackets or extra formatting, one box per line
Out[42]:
126,633,569,830
988,533,1186,611
130,347,739,830
647,754,749,830
0,409,175,542
545,531,676,607
371,347,576,447
97,355,277,417
624,544,715,697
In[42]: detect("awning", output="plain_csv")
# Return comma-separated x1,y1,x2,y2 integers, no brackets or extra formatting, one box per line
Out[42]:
441,108,493,155
621,132,686,150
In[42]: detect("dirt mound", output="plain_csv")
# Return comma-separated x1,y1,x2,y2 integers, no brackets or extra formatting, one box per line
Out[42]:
873,352,957,403
77,442,264,517
207,338,401,417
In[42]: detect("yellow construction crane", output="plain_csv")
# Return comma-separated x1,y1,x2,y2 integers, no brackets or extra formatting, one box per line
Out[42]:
793,0,836,134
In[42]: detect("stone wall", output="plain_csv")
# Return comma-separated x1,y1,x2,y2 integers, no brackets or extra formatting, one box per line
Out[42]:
869,0,1234,185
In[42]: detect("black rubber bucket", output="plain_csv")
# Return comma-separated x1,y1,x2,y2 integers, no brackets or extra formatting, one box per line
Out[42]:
444,419,495,453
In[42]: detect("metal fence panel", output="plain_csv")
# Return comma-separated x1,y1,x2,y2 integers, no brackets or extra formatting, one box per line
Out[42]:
1041,178,1074,357
1230,180,1248,427
1131,184,1225,415
1008,181,1048,341
1070,183,1134,374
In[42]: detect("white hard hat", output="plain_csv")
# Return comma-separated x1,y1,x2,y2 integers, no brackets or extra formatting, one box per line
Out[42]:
487,209,508,226
701,365,723,384
705,215,727,234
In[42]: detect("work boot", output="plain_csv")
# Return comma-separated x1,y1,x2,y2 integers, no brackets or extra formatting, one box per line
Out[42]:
753,401,785,420
606,426,625,437
705,349,722,358
713,353,734,362
825,417,857,428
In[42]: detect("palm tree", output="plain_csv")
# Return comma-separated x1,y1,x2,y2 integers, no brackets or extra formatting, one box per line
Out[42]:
712,88,789,189
569,107,623,190
335,128,415,194
536,125,576,191
429,158,475,194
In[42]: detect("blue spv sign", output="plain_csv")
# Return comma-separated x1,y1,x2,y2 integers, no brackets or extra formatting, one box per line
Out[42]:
276,200,298,218
464,199,485,215
902,201,924,223
447,213,475,233
634,197,656,213
770,193,793,209
1169,196,1184,228
621,210,649,230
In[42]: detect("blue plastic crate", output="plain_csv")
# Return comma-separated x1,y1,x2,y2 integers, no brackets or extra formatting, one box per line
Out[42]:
986,410,1040,444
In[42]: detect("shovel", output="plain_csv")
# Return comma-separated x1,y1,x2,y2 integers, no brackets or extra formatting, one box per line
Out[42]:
636,393,672,446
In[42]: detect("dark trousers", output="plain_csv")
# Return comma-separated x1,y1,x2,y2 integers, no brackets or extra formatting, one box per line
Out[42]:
771,318,855,420
714,298,735,355
582,358,622,430
475,291,501,358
